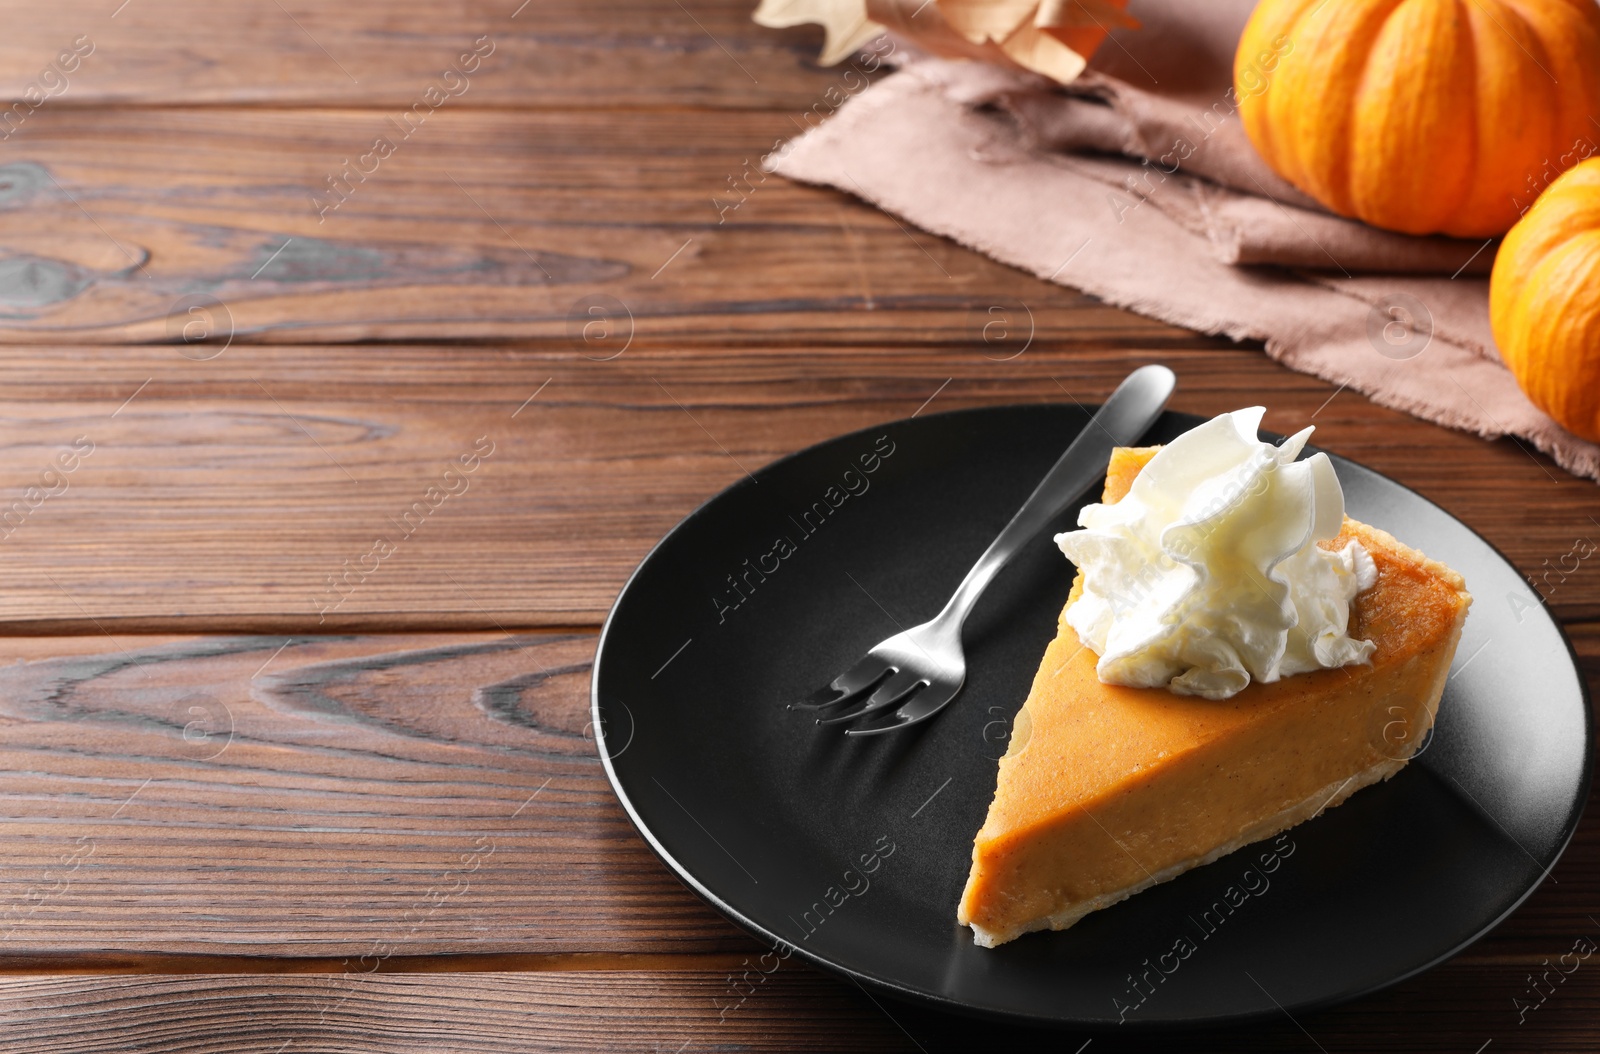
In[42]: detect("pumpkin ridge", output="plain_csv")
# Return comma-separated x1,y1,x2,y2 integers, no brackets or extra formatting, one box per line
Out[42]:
1451,0,1484,228
1350,0,1476,232
1518,233,1600,436
1497,0,1600,170
1500,0,1597,31
1478,0,1555,91
1331,0,1410,217
1517,214,1589,263
1459,0,1545,234
1266,0,1327,180
1490,159,1600,442
1237,0,1324,183
1514,177,1600,263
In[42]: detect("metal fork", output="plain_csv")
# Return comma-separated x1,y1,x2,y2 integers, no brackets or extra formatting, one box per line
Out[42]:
794,365,1177,736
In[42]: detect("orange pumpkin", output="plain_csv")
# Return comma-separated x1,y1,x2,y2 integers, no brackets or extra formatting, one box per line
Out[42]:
1490,158,1600,441
1235,0,1600,238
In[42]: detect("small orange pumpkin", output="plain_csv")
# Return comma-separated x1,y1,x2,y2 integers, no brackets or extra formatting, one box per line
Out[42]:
1235,0,1600,238
1490,158,1600,441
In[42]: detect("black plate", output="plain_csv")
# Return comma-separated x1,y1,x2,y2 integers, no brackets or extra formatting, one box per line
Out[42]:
591,403,1592,1028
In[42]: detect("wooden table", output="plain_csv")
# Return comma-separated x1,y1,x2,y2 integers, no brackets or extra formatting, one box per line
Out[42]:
1,2,1596,1050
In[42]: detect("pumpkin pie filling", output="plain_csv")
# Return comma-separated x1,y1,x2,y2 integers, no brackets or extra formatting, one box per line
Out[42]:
958,436,1472,947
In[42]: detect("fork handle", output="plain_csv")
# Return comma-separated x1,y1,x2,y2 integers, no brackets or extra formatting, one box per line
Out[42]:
933,364,1176,631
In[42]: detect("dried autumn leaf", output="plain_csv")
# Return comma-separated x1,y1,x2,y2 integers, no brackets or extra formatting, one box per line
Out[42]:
753,0,885,66
754,0,1138,85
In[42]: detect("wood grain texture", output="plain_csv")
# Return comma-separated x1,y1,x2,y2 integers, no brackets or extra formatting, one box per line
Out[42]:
5,960,1600,1053
0,0,1596,1047
0,0,847,109
0,630,1592,966
0,343,1589,631
0,971,909,1053
0,632,749,958
0,107,1188,346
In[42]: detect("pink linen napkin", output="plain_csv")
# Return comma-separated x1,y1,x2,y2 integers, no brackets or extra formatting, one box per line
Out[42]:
767,0,1600,481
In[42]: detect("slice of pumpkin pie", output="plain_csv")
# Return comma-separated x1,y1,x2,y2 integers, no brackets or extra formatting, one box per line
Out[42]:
958,408,1471,948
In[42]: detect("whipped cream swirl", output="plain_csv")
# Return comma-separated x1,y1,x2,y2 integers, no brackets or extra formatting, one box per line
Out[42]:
1055,407,1377,700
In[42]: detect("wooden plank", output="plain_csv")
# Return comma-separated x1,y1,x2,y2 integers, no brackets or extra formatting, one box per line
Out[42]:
0,630,1593,964
0,970,912,1053
0,633,750,958
0,343,1590,630
0,951,750,975
0,0,849,109
0,106,1189,346
3,959,1600,1053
